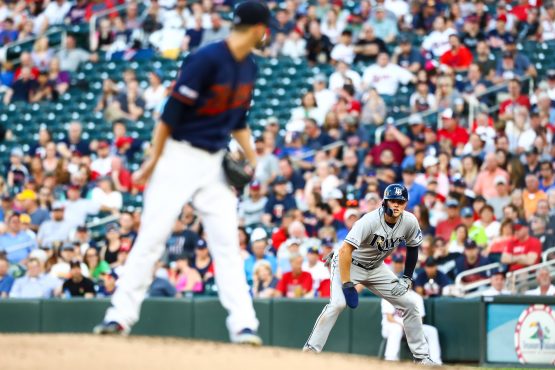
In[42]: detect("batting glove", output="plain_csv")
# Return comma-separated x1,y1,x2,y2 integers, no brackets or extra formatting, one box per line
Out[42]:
342,282,359,309
391,275,412,296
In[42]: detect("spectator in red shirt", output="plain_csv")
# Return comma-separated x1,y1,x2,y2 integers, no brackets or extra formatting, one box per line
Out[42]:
501,220,542,272
437,108,469,149
511,0,533,22
435,199,461,242
440,34,473,72
369,124,410,166
276,253,313,298
499,78,531,121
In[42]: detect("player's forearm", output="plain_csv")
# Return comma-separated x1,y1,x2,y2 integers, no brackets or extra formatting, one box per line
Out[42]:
150,121,171,162
231,128,256,167
339,242,354,283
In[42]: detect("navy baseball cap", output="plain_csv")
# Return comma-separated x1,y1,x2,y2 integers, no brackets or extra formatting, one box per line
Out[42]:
464,239,478,249
460,207,473,218
233,1,270,27
392,254,405,263
446,198,459,208
196,239,208,249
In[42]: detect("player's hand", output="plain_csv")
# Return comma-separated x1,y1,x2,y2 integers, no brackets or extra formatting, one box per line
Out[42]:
132,158,157,186
391,275,412,296
342,282,359,309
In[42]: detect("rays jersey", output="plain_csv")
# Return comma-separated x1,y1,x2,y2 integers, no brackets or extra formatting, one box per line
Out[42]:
344,208,423,269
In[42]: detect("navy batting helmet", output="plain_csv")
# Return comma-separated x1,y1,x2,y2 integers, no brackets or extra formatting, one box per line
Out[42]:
382,184,408,217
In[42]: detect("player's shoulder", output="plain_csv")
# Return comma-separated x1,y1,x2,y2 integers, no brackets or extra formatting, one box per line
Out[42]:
402,210,419,226
358,208,381,223
187,41,225,62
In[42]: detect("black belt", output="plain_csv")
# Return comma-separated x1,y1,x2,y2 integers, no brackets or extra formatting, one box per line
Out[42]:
352,259,374,270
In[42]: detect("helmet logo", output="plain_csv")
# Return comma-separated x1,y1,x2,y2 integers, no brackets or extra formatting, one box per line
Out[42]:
395,188,402,196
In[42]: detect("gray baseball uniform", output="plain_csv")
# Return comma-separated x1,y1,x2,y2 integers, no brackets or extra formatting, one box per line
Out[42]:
304,208,430,360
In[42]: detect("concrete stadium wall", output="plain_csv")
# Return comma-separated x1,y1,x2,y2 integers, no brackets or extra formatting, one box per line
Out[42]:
0,297,492,363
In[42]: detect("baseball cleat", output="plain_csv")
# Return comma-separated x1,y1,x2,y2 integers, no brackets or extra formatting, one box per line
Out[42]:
234,328,262,346
414,357,439,366
93,321,130,336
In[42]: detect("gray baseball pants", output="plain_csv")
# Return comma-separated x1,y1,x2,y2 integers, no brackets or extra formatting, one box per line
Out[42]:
304,254,430,360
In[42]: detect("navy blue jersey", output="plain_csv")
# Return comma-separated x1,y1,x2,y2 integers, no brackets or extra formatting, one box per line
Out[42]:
161,40,257,152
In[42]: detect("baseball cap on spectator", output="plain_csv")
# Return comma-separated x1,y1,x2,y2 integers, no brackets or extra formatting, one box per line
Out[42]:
464,239,478,249
69,259,81,268
460,207,473,218
398,34,411,44
98,140,110,149
344,208,359,221
423,156,439,168
232,0,271,27
392,254,405,263
414,134,426,143
273,176,288,186
249,180,261,191
453,178,467,188
329,188,343,200
424,256,437,267
77,225,88,233
474,195,486,204
266,116,279,126
1,194,12,201
502,51,513,59
526,147,539,156
513,219,529,230
10,147,23,157
19,213,31,224
307,246,320,255
62,242,74,251
196,239,208,249
321,237,334,248
547,69,555,79
29,249,48,264
314,74,327,84
250,227,267,243
441,108,454,120
504,35,516,45
52,201,65,211
402,166,416,174
408,114,423,125
446,199,459,208
16,189,37,201
115,137,133,149
497,14,507,23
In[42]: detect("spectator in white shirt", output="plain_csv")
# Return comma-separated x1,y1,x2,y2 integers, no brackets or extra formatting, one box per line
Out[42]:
143,71,166,111
90,141,113,177
542,3,555,41
63,185,100,228
362,52,415,97
91,177,123,214
482,270,511,296
42,0,71,26
10,258,61,298
384,0,409,19
330,29,355,65
302,246,329,297
328,59,362,93
525,267,555,296
290,91,326,126
422,16,456,58
320,8,345,44
281,29,307,59
312,75,336,114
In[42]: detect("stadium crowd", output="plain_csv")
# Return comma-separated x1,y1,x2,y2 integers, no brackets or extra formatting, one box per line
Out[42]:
0,0,555,301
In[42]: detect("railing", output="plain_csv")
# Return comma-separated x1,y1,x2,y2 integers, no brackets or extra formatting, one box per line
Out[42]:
506,259,555,293
451,262,502,298
85,214,120,229
543,246,555,262
0,27,67,64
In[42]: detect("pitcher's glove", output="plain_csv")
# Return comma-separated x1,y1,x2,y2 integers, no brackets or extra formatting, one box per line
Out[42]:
223,153,254,192
391,275,413,296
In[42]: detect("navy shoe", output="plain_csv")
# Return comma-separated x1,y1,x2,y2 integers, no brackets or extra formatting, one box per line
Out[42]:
93,321,129,336
234,328,262,346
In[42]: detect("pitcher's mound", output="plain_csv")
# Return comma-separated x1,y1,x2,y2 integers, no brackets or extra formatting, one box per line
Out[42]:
0,334,467,370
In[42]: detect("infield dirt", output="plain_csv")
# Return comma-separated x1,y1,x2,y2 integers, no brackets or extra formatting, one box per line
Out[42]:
0,334,473,370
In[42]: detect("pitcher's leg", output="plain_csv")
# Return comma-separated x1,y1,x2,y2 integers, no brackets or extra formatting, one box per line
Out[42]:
365,265,430,360
194,178,258,338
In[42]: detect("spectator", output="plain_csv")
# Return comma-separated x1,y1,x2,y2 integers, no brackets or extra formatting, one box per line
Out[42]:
83,247,110,281
320,9,345,44
501,220,541,272
422,16,456,58
106,80,145,122
61,259,95,298
353,24,386,64
474,205,501,241
414,257,452,298
440,34,473,72
393,35,425,74
453,240,490,283
380,294,442,364
474,41,496,81
473,153,510,198
31,37,54,72
0,255,14,297
409,81,437,113
16,189,49,232
499,78,531,121
368,5,398,43
9,257,59,298
199,12,229,47
148,267,178,298
482,270,511,296
37,202,73,247
529,216,555,252
163,218,199,264
252,259,279,298
238,181,268,227
290,91,326,126
435,199,461,242
244,228,277,286
525,267,555,296
91,177,123,214
437,108,470,150
541,3,555,41
497,37,536,81
415,156,450,198
522,174,547,220
276,252,313,298
330,30,354,64
312,76,336,114
3,67,38,104
171,255,203,294
263,176,297,226
302,246,329,297
362,52,415,97
457,207,488,247
306,20,333,65
63,185,100,228
489,176,512,220
95,79,120,113
191,239,214,287
143,71,166,111
0,213,37,264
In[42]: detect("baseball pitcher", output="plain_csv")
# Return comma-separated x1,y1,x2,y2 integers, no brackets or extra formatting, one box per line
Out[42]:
93,1,271,345
303,184,435,364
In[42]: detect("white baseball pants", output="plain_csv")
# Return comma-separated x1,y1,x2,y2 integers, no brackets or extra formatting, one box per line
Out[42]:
304,254,430,360
105,139,259,338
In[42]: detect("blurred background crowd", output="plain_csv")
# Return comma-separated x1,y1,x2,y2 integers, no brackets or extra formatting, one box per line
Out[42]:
0,0,554,301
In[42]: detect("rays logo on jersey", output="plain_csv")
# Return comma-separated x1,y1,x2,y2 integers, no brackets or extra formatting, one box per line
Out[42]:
369,235,406,252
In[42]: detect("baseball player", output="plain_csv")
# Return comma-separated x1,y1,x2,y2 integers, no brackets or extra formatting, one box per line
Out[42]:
93,1,271,346
303,184,435,364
